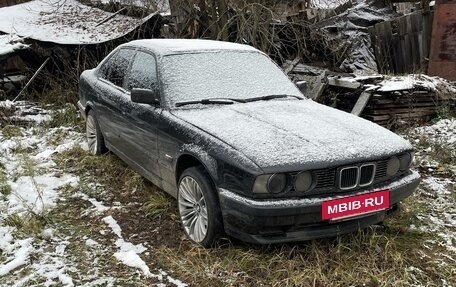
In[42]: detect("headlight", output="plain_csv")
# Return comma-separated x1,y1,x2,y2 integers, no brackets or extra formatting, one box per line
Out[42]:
252,173,287,194
399,152,413,170
252,175,270,194
294,171,313,192
267,173,287,194
387,156,400,176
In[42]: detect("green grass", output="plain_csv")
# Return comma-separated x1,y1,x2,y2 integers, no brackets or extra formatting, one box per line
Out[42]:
2,125,22,138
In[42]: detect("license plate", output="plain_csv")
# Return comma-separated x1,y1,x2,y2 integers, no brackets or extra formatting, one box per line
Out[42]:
321,190,390,221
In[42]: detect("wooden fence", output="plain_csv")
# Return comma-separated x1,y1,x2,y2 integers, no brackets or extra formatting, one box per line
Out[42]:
369,10,433,74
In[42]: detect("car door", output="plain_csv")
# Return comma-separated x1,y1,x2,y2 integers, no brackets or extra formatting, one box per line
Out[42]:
95,48,136,148
120,50,162,187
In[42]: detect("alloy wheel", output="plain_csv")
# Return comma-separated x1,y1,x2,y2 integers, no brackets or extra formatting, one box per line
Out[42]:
86,115,98,155
178,176,208,243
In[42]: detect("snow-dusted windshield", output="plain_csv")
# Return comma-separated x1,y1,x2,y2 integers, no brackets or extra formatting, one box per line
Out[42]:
160,51,303,107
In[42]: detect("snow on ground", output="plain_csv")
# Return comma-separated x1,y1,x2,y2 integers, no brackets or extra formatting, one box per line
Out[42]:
0,101,83,286
407,119,456,257
102,215,187,286
414,119,456,146
0,101,187,286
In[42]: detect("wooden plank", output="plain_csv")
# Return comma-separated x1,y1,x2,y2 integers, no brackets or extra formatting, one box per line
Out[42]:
364,109,437,121
391,34,403,73
368,106,440,115
398,17,409,73
351,92,372,116
422,11,432,71
327,77,361,89
366,101,451,109
383,21,393,73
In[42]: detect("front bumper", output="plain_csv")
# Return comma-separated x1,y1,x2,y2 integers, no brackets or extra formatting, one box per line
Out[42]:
218,170,420,244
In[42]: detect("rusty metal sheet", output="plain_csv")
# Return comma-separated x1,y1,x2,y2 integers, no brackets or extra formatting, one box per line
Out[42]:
428,0,456,80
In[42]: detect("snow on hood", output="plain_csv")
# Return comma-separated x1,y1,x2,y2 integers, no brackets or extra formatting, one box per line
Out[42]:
0,0,157,45
171,99,412,171
0,34,28,57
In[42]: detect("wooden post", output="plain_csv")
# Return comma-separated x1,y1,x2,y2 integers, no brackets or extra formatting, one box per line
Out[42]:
13,57,50,103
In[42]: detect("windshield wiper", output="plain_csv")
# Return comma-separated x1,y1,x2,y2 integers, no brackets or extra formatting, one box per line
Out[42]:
175,98,246,107
243,94,303,102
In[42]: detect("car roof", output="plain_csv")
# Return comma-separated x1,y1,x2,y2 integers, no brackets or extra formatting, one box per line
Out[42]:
123,39,260,56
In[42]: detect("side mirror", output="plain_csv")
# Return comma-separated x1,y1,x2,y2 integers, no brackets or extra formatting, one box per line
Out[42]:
131,88,160,105
296,81,307,95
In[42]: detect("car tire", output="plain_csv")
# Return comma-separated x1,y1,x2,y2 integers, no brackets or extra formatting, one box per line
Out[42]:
178,166,223,247
86,110,107,155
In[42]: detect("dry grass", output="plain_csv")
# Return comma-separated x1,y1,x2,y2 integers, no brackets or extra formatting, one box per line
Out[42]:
8,103,449,286
56,143,455,286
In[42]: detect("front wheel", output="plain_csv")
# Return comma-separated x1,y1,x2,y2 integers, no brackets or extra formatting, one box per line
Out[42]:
178,166,223,247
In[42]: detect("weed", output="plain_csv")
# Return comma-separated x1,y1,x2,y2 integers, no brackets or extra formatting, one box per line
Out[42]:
431,106,453,123
416,135,455,165
0,170,11,196
5,214,24,228
144,191,173,218
2,125,22,138
48,103,82,130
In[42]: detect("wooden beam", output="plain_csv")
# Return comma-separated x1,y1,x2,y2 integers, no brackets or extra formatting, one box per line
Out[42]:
351,92,372,116
327,76,362,90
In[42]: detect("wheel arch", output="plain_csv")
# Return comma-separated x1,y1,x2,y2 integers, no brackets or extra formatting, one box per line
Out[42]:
175,152,219,190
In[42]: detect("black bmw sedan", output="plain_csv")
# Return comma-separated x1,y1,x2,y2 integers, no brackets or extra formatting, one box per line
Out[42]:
78,39,420,247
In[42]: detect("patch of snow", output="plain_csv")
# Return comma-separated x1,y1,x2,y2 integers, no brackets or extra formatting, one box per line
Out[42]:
160,270,188,287
76,192,110,214
113,250,152,277
377,74,456,94
7,174,79,215
102,216,123,238
103,215,152,276
0,227,34,277
415,176,456,254
414,119,456,146
85,238,100,247
311,0,349,9
0,34,28,56
40,228,55,241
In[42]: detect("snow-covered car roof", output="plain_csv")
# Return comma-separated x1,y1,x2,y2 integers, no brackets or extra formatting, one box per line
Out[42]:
0,0,159,45
125,39,259,56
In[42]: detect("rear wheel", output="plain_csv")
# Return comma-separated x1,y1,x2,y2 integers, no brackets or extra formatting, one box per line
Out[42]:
178,166,223,247
86,110,107,155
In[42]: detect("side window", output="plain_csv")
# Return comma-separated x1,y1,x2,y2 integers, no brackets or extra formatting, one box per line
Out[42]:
99,48,135,87
125,51,158,92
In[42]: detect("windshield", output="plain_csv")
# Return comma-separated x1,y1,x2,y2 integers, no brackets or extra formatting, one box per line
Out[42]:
160,51,303,107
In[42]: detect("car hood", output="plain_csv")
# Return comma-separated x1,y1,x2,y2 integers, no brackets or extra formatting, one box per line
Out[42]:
171,99,413,172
